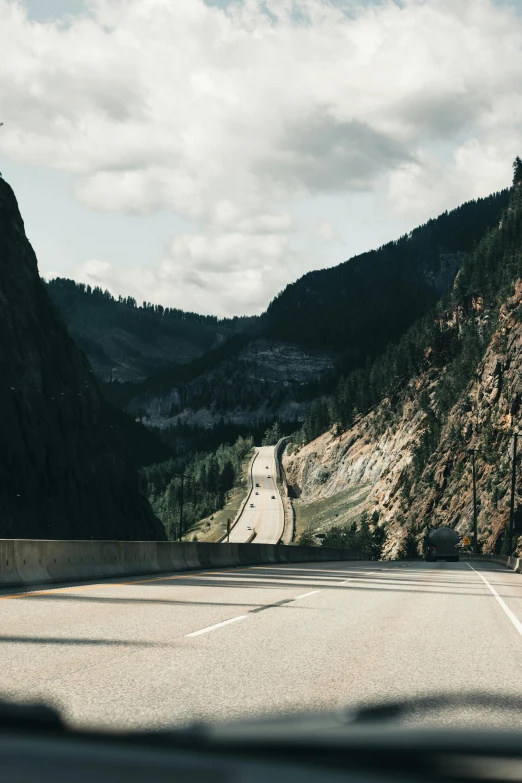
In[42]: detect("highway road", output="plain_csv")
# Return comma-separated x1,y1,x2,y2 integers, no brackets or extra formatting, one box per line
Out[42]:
2,560,522,731
228,445,285,544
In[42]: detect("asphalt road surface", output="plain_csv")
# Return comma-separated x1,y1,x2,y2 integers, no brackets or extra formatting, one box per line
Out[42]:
228,445,285,544
1,560,522,732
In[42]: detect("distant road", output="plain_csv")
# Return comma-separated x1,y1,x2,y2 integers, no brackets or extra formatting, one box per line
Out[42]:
227,445,285,544
2,561,522,731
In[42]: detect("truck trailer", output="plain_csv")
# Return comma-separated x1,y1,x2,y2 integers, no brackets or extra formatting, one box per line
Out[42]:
424,526,460,562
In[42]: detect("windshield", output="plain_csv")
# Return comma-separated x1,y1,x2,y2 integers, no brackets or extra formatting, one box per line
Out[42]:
1,0,522,749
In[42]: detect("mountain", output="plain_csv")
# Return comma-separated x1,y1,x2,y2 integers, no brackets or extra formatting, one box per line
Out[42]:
0,177,166,540
283,165,522,557
266,190,510,366
46,277,255,382
97,189,510,440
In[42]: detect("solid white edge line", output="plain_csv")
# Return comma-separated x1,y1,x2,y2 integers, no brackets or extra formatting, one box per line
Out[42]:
293,590,321,600
185,615,249,637
340,579,354,585
467,564,522,637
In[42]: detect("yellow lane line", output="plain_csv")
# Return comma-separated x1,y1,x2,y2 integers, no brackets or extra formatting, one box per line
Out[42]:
0,566,254,602
0,558,344,603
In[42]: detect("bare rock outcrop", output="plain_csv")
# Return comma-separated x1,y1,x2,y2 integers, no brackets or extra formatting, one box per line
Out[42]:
284,280,522,557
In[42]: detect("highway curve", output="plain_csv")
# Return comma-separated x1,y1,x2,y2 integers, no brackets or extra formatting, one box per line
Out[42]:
228,445,285,544
2,560,522,731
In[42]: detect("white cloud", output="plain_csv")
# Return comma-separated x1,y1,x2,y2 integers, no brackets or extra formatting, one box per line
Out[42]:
1,0,522,314
316,220,336,240
72,230,295,316
79,258,112,282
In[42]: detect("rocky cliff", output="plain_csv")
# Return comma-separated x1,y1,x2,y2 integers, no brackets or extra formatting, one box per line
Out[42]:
284,280,522,558
0,178,165,540
128,338,333,429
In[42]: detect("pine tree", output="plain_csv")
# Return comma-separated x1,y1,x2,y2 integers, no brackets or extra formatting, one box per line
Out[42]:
398,525,419,559
513,156,522,187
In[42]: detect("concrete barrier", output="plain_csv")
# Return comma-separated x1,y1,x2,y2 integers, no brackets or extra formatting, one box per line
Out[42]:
463,553,522,572
0,539,21,587
274,437,295,544
0,539,365,589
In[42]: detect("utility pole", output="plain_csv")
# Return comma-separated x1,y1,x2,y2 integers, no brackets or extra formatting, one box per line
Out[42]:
508,432,519,555
178,474,185,542
468,448,478,553
172,473,189,541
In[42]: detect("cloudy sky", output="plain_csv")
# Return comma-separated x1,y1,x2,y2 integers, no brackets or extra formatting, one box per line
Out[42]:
1,0,521,317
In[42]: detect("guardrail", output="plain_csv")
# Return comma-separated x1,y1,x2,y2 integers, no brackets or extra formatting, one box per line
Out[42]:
274,436,295,544
0,539,365,589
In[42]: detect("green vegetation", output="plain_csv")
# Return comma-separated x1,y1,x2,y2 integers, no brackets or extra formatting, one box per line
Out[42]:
267,190,509,360
398,526,420,559
46,277,254,382
261,420,283,446
293,485,372,540
305,512,387,560
122,415,298,538
153,419,298,461
188,456,253,542
300,166,522,454
143,436,254,540
513,156,522,186
47,165,522,553
302,398,331,443
104,403,173,467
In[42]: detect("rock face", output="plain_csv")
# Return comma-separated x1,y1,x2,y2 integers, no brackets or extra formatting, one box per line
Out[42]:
0,178,165,540
284,279,522,557
128,338,333,429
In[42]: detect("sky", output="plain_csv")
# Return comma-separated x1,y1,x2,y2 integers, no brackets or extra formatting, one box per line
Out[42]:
1,0,522,317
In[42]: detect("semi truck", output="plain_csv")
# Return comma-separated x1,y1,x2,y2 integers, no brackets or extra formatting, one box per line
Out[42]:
424,526,460,562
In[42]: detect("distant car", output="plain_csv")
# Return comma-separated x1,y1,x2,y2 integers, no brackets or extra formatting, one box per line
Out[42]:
255,491,259,495
255,483,260,487
247,526,252,530
271,495,275,499
267,475,270,478
266,466,269,469
250,503,254,508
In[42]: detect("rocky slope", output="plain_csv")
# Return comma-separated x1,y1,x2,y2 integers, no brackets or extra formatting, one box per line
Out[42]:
85,190,509,440
128,338,334,429
284,280,522,558
0,178,165,540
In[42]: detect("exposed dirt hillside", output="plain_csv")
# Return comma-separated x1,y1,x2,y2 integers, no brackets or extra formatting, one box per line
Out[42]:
284,281,522,557
0,178,165,540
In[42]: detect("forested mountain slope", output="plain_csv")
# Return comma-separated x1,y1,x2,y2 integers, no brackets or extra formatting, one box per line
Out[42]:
0,178,165,541
284,160,522,557
46,277,254,382
266,190,509,371
101,190,510,435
